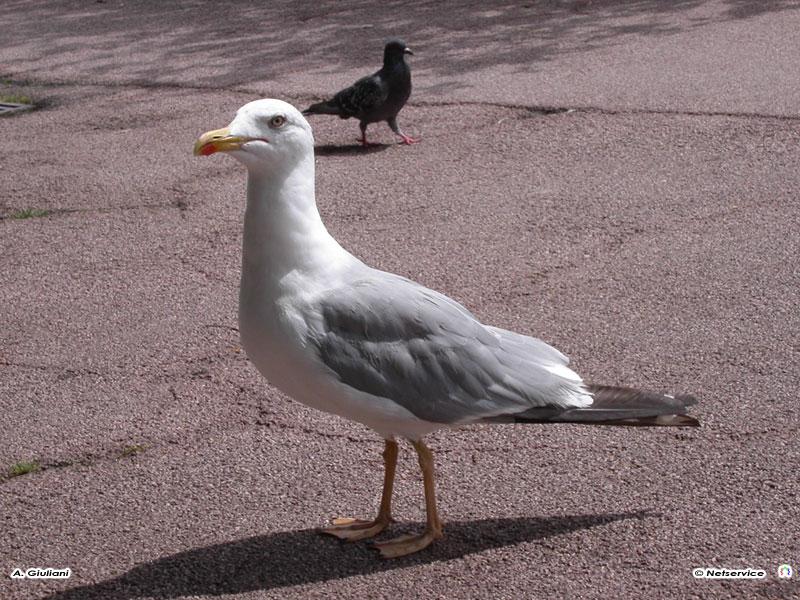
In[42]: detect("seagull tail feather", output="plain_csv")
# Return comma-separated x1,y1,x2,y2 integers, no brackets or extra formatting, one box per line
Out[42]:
488,385,700,427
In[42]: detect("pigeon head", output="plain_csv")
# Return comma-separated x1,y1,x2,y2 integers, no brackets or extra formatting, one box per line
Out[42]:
384,39,413,63
194,99,313,174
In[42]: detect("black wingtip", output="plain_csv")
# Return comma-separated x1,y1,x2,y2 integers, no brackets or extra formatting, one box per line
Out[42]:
491,384,702,427
594,414,701,427
583,384,701,426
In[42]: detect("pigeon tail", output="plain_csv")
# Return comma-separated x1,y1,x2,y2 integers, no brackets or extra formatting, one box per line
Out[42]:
303,100,344,117
486,385,700,427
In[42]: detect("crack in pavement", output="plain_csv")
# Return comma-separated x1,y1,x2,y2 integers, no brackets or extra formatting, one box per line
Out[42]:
6,77,800,121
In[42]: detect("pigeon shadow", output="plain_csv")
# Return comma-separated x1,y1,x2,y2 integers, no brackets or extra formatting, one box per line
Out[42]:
314,143,392,156
42,511,656,599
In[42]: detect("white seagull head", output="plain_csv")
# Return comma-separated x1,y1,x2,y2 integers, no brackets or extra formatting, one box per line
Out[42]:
194,98,313,175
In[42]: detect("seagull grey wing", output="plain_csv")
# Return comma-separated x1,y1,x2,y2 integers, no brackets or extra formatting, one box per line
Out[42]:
332,73,387,119
305,273,592,425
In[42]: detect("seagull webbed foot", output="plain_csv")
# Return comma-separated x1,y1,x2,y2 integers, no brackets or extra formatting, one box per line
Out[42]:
322,516,392,541
372,524,443,558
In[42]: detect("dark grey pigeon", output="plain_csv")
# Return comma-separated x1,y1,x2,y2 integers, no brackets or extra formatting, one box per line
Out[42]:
303,40,419,147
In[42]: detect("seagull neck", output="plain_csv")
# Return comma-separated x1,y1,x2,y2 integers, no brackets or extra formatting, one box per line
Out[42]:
242,161,351,278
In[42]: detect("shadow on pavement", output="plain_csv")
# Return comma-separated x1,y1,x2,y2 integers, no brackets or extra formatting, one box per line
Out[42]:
314,143,392,156
2,1,796,90
44,511,655,599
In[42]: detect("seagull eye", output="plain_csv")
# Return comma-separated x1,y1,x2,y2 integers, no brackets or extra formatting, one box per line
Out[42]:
269,115,286,128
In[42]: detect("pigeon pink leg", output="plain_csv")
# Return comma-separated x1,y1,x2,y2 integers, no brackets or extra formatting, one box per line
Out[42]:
388,117,420,145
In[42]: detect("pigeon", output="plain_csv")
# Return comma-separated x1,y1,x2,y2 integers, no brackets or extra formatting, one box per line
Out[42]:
303,40,419,147
194,99,700,558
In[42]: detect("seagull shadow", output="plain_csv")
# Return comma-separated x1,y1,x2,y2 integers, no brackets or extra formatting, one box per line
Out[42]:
314,143,391,156
43,511,656,599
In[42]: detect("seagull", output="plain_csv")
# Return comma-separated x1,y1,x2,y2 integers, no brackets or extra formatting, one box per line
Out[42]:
303,39,419,147
194,99,699,559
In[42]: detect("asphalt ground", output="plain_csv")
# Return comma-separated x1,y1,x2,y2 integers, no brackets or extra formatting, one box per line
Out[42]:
1,1,799,599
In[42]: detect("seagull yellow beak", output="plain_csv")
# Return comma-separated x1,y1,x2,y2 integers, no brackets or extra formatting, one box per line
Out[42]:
194,126,248,156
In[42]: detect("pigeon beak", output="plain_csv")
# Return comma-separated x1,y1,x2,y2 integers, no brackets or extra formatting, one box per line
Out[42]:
404,47,414,56
194,126,251,156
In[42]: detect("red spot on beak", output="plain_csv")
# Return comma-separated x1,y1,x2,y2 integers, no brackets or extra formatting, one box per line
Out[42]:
200,144,217,156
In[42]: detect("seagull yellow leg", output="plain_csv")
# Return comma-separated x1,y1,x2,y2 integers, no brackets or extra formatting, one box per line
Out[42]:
321,439,398,541
373,439,443,558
